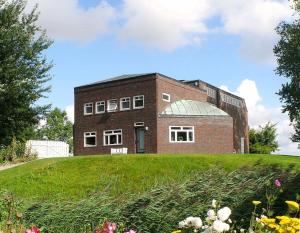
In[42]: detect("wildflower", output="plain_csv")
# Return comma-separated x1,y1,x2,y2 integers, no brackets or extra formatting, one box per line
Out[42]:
212,199,217,208
179,220,187,228
207,209,216,221
285,201,299,210
275,179,281,188
217,207,231,222
252,201,261,206
212,220,230,232
25,226,40,233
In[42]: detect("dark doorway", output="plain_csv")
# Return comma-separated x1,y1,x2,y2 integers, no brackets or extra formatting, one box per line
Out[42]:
135,127,145,153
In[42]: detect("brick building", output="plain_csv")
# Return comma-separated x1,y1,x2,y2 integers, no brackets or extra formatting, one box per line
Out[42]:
74,73,249,155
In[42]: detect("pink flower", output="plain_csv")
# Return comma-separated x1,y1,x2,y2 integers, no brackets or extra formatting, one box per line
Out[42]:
275,179,281,188
25,226,40,233
100,221,117,233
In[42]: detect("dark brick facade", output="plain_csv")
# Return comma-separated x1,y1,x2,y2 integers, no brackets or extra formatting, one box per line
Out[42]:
74,73,248,155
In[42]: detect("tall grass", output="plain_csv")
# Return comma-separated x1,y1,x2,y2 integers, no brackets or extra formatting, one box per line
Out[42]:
23,165,299,233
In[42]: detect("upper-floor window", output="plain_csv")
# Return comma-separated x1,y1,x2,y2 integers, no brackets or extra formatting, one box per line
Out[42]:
103,129,122,146
107,99,118,112
162,93,170,102
95,101,105,114
120,97,130,111
169,126,194,143
84,132,96,147
133,95,144,109
84,103,93,115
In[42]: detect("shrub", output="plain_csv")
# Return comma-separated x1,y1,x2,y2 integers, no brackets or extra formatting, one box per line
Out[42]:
0,137,36,163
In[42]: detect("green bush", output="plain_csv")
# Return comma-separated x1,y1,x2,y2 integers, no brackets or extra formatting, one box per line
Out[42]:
0,137,36,163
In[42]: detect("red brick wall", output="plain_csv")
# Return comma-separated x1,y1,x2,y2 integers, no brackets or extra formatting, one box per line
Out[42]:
156,74,207,114
74,74,158,155
157,116,233,154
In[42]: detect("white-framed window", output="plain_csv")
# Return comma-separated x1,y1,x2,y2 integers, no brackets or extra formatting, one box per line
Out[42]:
134,122,144,127
120,97,130,111
133,95,144,109
95,101,105,114
162,93,170,102
84,103,93,115
84,132,96,147
107,99,118,112
103,129,122,146
169,126,194,143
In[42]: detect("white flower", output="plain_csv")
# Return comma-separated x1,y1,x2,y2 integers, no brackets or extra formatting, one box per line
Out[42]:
240,228,245,233
179,220,187,228
213,220,225,232
186,216,195,226
222,223,230,231
212,199,217,208
228,218,232,223
192,217,202,229
213,220,230,232
217,207,231,221
207,209,216,220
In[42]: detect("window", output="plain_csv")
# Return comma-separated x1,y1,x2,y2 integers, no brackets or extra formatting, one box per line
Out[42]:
84,132,96,147
84,103,93,115
205,86,217,99
169,126,194,143
120,97,130,111
134,122,144,127
133,95,144,109
107,99,118,112
95,101,105,114
162,93,170,102
103,129,122,146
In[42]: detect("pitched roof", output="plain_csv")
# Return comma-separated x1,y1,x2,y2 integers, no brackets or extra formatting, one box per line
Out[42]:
161,100,229,116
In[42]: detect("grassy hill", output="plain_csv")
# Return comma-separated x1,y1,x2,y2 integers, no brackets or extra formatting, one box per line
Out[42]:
0,154,299,203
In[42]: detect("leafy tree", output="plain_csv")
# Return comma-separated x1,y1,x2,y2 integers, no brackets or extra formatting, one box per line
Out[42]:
35,108,73,153
0,0,52,146
249,122,279,154
274,0,300,143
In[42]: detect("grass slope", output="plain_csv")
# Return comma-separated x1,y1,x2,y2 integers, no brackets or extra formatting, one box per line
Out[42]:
0,154,299,203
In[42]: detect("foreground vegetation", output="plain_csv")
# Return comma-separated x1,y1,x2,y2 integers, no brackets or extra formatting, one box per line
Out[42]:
0,154,299,202
0,154,299,232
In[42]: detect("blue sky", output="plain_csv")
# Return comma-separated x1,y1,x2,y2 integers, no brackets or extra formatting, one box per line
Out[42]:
27,0,299,155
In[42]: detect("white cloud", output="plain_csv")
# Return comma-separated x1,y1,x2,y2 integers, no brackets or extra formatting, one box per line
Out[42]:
119,0,214,51
65,105,74,123
217,0,292,63
25,0,293,62
222,79,299,155
26,0,116,43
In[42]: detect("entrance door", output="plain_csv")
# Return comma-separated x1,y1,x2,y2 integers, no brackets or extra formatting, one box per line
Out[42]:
135,128,145,153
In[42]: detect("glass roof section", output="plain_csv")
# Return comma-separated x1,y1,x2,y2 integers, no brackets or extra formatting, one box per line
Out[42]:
161,100,229,116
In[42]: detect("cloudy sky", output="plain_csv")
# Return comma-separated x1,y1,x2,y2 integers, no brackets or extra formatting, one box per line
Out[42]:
26,0,299,155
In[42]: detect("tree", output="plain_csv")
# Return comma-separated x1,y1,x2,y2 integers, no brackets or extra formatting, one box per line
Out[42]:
274,0,300,143
249,122,279,154
34,108,73,153
0,0,52,146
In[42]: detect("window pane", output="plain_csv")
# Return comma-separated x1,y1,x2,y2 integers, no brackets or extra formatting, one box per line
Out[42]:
122,101,130,109
183,127,192,130
171,132,175,141
177,132,187,141
105,136,109,145
86,137,96,146
171,127,181,130
97,104,104,112
110,135,117,144
135,100,143,107
189,132,193,141
118,135,122,144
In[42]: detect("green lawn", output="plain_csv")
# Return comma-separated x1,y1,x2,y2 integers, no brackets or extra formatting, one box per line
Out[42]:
0,154,299,203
